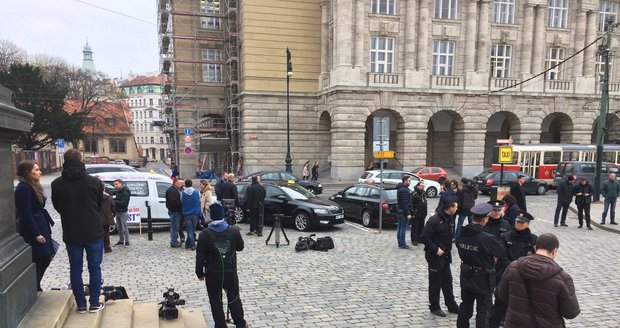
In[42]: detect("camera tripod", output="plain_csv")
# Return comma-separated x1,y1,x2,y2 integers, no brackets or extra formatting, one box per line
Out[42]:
265,213,290,248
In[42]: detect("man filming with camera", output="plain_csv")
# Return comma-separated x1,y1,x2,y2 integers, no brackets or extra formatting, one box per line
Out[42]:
196,203,247,328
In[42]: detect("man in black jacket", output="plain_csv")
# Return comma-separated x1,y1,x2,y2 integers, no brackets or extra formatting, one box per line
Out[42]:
554,175,574,227
112,179,131,246
196,203,247,328
220,173,240,207
410,181,427,246
483,200,511,240
51,149,105,314
421,194,460,317
456,178,478,241
396,176,412,248
509,175,527,211
166,177,184,247
245,175,266,236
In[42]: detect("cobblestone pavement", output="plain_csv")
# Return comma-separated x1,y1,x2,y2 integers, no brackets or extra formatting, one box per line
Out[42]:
39,184,619,327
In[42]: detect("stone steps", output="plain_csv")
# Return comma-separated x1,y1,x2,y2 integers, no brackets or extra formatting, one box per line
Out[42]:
17,291,208,328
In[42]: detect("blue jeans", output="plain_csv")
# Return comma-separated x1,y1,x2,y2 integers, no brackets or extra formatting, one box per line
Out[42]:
66,238,103,308
169,211,181,246
454,213,472,241
602,197,617,222
396,213,409,246
184,215,199,249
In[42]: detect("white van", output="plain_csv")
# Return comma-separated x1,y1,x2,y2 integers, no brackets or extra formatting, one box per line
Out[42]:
93,172,174,231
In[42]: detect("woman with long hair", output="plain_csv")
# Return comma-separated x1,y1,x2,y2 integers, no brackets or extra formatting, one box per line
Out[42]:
15,160,56,291
200,179,214,224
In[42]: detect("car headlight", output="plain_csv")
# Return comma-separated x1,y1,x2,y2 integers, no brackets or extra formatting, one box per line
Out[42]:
317,184,322,188
314,208,329,214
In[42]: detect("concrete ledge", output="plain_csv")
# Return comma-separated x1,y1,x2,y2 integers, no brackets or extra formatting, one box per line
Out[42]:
100,299,134,328
182,308,208,328
18,290,73,328
132,303,160,328
62,302,103,328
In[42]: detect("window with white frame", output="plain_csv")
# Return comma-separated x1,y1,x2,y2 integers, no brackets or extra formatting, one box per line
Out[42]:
548,0,568,28
493,0,515,24
434,0,458,19
371,0,396,15
369,37,394,73
545,48,565,80
200,0,221,29
202,48,222,82
599,2,619,32
595,53,613,82
491,44,512,78
432,41,455,76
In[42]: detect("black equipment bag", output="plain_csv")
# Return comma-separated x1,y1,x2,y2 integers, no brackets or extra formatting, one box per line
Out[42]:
313,236,334,251
295,235,316,252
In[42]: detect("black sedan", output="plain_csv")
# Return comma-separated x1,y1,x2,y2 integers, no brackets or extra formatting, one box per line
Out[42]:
241,171,323,194
329,183,399,227
235,181,343,231
474,171,548,195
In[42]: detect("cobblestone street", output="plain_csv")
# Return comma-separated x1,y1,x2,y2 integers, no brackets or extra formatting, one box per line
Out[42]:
40,188,620,327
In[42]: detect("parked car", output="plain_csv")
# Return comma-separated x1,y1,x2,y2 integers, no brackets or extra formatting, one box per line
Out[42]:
358,170,440,198
474,171,548,195
128,159,141,168
85,164,138,175
114,159,127,165
553,161,620,185
241,171,323,194
411,166,448,184
235,181,343,231
329,182,399,227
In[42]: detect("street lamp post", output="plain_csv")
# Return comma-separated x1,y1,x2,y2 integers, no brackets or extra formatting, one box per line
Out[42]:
285,48,293,173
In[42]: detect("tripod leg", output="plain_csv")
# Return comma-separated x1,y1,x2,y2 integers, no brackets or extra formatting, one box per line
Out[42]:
265,221,276,245
275,218,281,248
280,223,290,245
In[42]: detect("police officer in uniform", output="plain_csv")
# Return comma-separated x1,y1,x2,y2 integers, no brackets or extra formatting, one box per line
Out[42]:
456,203,505,328
487,210,538,328
483,200,511,240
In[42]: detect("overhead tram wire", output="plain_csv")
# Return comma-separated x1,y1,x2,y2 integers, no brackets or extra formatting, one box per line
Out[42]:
74,0,156,26
487,36,605,95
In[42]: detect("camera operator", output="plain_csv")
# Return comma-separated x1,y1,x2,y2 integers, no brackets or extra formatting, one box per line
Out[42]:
196,203,247,328
245,175,266,236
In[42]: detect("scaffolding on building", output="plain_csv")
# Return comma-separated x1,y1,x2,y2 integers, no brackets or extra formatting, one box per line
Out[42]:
157,0,239,176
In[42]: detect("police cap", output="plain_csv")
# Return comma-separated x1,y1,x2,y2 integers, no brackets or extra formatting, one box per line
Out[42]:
470,202,493,217
515,210,535,223
487,200,505,210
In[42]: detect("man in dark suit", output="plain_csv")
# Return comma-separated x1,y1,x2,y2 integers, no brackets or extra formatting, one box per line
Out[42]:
510,174,527,211
245,175,266,236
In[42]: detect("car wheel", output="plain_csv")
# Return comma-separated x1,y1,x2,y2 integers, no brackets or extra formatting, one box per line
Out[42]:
109,224,117,235
438,177,446,184
361,209,374,227
426,186,438,198
294,211,312,231
536,185,547,195
234,208,245,223
306,187,316,194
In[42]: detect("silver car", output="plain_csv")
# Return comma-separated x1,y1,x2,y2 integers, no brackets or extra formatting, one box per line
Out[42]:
358,170,440,198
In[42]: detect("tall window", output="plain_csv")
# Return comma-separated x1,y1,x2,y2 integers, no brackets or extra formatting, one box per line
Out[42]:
491,44,512,78
149,99,153,106
599,2,619,31
432,41,456,76
434,0,458,19
109,139,126,153
150,137,155,144
595,53,613,82
545,48,565,80
200,0,221,29
84,138,97,153
371,0,396,15
370,37,394,73
548,0,568,28
493,0,515,24
160,137,164,143
202,48,222,82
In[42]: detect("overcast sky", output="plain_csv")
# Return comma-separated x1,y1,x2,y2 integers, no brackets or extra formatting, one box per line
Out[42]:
1,0,159,78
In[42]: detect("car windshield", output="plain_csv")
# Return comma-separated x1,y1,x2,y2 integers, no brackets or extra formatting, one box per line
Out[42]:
281,184,315,200
360,172,372,179
411,167,423,173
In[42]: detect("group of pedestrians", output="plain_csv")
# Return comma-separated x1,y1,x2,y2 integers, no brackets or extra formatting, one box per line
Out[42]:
302,161,320,181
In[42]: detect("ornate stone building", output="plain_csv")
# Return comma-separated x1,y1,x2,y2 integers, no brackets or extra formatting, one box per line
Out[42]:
160,0,620,180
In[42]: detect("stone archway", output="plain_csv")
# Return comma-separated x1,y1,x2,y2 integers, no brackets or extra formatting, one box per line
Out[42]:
484,112,521,167
592,113,620,144
364,109,405,170
317,111,332,173
427,110,465,168
541,113,573,143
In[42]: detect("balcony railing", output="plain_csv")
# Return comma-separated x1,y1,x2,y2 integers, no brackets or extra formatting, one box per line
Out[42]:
545,80,572,92
431,75,463,89
368,73,403,87
489,78,521,91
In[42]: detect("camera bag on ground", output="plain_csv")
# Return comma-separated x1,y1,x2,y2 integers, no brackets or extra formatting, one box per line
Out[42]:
295,234,316,252
295,234,334,252
313,236,334,251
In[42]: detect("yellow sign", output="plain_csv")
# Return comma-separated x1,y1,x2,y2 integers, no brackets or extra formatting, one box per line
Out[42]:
374,150,396,159
499,146,513,164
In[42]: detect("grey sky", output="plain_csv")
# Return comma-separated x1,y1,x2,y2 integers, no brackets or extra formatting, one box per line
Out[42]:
1,0,158,78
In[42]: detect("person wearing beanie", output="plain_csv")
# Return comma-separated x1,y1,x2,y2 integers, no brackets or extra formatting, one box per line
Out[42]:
554,175,575,227
196,203,247,328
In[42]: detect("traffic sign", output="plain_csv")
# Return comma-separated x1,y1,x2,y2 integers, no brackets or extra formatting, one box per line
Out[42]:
183,135,192,142
498,146,513,164
374,150,396,159
57,138,65,148
184,128,192,135
184,147,193,155
496,136,513,144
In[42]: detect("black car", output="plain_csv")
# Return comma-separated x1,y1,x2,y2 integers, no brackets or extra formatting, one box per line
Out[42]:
241,171,323,194
329,183,399,228
475,171,548,195
235,181,343,231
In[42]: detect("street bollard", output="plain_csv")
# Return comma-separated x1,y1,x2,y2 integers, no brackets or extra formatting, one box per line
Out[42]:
146,201,153,241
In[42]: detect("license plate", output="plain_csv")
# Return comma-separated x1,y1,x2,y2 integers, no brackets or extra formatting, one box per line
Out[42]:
336,214,344,219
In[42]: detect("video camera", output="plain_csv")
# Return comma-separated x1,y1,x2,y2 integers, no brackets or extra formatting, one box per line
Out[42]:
221,199,237,226
158,288,185,320
102,285,129,301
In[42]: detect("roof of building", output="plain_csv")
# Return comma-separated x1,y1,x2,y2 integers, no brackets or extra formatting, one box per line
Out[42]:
118,75,162,87
64,100,133,136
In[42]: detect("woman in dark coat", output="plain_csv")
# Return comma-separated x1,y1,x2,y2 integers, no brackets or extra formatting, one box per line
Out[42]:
15,160,56,291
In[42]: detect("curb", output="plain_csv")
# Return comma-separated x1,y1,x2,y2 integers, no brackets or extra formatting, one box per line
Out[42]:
568,204,620,234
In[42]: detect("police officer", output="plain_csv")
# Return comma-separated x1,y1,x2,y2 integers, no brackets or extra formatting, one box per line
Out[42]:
487,211,538,328
456,203,505,328
483,200,511,240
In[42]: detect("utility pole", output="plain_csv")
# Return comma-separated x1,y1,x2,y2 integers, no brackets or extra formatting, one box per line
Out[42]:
594,16,616,202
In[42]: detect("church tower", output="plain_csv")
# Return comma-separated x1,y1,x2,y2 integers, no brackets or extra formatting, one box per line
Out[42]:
81,41,96,72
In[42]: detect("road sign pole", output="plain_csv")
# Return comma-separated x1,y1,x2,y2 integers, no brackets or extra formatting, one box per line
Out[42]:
379,118,384,233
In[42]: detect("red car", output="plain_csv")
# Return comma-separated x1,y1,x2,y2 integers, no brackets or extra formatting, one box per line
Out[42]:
411,166,448,184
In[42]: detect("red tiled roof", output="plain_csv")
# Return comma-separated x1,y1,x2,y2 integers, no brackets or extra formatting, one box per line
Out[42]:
64,100,132,136
118,75,162,87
